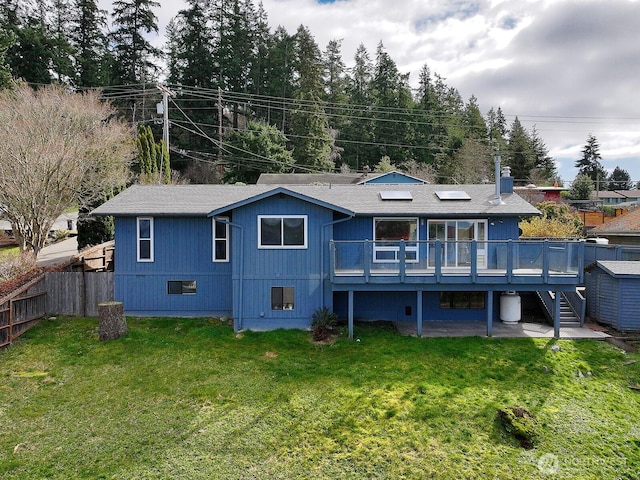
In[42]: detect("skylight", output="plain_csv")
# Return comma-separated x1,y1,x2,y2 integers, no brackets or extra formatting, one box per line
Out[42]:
435,190,471,201
379,191,413,201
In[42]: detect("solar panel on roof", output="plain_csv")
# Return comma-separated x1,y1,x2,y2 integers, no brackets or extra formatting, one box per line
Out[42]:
435,190,471,200
379,191,413,201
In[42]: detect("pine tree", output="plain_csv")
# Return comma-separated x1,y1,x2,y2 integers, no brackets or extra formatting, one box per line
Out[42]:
109,0,162,85
530,126,557,184
506,117,534,184
71,0,109,87
575,134,607,190
607,166,632,190
223,119,295,184
288,25,332,171
341,43,375,170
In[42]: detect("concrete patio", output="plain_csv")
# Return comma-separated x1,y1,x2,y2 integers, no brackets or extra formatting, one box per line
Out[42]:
393,320,610,339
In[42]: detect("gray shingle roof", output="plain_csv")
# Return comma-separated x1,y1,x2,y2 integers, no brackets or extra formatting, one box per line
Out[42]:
597,260,640,278
91,183,540,217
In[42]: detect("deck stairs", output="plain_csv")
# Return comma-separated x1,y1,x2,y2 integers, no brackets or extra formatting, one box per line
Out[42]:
537,290,583,328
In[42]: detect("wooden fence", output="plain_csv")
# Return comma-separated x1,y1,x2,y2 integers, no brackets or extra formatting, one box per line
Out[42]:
0,241,116,348
0,275,47,348
45,271,114,317
0,272,114,348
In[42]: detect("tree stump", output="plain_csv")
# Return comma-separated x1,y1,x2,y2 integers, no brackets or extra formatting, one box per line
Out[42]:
98,302,128,341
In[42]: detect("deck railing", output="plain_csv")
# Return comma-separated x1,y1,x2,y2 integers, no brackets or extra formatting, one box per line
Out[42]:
330,239,584,285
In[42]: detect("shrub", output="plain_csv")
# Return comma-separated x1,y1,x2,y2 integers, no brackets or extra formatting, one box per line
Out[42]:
0,253,37,283
310,307,338,342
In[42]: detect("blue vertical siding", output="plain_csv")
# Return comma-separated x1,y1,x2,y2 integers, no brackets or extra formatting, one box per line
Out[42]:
114,216,232,315
333,291,487,322
619,278,640,330
230,195,335,329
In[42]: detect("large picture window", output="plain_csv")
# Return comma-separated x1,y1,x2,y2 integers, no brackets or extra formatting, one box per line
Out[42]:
428,220,487,268
213,217,229,262
373,217,418,262
137,217,154,262
258,215,307,248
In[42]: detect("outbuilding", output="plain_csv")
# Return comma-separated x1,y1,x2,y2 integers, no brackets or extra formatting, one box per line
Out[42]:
585,260,640,331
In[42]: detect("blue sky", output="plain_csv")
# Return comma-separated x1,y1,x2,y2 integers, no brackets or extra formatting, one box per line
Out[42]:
100,0,640,186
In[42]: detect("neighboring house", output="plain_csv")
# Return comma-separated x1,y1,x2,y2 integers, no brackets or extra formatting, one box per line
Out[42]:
594,190,640,206
92,175,584,338
514,184,568,204
257,170,426,186
589,207,640,245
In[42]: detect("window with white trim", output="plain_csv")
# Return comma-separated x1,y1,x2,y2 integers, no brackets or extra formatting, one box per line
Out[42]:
258,215,307,248
373,217,419,262
137,217,154,262
213,217,229,262
427,220,487,268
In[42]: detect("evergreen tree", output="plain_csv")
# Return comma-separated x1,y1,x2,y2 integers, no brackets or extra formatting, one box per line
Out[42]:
575,134,607,190
607,166,632,190
568,173,594,200
165,0,218,173
289,25,332,171
223,119,295,184
260,26,295,130
370,42,414,164
71,0,109,87
341,43,375,170
3,1,56,84
530,126,557,184
463,95,487,141
109,0,162,85
506,117,534,184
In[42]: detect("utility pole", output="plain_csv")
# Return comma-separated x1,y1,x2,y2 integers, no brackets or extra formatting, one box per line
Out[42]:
157,85,174,175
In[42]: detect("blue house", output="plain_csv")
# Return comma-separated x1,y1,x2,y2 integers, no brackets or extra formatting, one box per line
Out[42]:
92,176,585,338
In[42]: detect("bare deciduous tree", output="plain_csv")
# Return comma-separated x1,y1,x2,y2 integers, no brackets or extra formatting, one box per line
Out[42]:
0,82,135,255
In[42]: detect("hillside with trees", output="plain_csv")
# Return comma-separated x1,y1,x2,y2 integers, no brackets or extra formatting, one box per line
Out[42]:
0,0,558,187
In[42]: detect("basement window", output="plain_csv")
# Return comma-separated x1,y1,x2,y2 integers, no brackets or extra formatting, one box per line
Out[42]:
440,292,485,309
271,286,294,310
168,281,197,295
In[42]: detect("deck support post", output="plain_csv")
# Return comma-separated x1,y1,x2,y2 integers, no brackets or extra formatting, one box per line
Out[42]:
553,290,561,338
348,290,354,340
486,291,493,337
416,291,423,337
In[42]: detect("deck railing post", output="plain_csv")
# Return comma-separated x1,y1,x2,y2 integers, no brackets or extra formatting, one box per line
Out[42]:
543,240,549,283
507,240,513,282
471,240,478,282
364,240,371,282
399,240,406,282
329,241,336,280
435,240,442,282
8,298,13,344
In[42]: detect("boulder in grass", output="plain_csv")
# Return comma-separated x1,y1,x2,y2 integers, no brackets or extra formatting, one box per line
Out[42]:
497,405,538,449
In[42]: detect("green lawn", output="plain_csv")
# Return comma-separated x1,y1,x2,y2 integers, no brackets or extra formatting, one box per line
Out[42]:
0,317,639,479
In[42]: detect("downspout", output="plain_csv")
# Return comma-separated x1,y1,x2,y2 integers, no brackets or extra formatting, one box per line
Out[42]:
215,217,244,331
321,214,355,309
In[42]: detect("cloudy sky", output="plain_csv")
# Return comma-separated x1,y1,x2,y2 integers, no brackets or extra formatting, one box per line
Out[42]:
101,0,640,185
